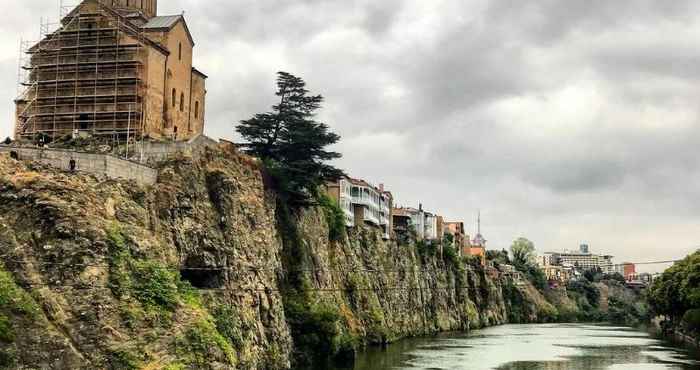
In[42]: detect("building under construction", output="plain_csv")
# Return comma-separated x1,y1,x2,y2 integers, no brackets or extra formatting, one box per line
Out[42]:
14,0,207,143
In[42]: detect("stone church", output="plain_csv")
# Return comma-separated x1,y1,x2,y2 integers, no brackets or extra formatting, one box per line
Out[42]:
15,0,207,142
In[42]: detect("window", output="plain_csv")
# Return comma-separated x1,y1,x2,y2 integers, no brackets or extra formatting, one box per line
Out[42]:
178,43,182,60
194,101,199,119
180,93,185,111
172,89,176,107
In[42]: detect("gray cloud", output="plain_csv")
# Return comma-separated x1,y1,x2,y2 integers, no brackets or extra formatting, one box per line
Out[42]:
3,0,700,270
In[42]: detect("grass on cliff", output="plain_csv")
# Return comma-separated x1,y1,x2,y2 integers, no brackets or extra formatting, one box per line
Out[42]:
106,224,200,326
174,319,237,368
106,224,240,367
0,265,40,366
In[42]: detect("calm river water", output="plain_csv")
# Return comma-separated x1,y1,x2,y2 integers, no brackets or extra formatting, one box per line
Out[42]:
338,324,699,370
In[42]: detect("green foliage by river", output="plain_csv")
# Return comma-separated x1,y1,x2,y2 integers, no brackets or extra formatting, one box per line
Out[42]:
648,250,700,338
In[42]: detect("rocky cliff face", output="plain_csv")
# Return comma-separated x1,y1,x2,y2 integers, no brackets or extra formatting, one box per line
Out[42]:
0,147,557,370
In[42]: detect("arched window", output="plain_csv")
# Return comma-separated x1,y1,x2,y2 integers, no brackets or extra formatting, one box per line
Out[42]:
180,93,185,111
178,43,182,61
172,89,176,108
194,101,199,119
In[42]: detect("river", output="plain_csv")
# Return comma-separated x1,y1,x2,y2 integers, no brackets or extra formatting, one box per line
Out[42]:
338,324,699,370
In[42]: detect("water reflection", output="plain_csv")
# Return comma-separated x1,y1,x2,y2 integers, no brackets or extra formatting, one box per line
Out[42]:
339,324,698,370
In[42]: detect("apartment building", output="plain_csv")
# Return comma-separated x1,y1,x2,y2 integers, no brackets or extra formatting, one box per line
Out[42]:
391,204,442,242
542,244,614,272
327,177,393,239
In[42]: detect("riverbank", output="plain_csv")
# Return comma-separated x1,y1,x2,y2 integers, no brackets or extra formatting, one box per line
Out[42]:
0,148,637,369
648,318,700,354
340,323,700,370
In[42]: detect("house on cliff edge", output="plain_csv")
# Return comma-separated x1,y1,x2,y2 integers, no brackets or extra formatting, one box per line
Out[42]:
327,177,393,240
15,0,207,143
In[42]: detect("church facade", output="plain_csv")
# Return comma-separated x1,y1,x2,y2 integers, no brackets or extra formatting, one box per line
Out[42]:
15,0,206,142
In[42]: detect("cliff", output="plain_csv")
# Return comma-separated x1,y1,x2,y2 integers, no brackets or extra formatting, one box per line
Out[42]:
0,147,562,369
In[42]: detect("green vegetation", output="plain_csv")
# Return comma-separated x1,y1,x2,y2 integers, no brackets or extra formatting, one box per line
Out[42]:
212,306,244,348
508,238,547,290
284,293,355,367
608,294,650,326
175,319,237,367
318,193,346,242
682,309,700,333
106,348,142,370
442,244,461,269
0,264,40,363
105,224,200,326
0,267,39,317
276,201,358,368
236,71,344,206
510,238,536,266
416,240,439,259
486,249,510,266
648,250,700,335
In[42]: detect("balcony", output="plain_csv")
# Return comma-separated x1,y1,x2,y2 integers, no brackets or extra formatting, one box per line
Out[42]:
364,211,380,226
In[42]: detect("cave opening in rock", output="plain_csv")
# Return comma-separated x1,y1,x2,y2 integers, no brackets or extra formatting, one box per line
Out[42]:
180,257,225,289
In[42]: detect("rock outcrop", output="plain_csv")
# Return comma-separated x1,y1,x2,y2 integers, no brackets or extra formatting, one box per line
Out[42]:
0,147,559,369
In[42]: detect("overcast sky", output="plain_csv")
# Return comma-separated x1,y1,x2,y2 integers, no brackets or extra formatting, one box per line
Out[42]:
2,0,699,271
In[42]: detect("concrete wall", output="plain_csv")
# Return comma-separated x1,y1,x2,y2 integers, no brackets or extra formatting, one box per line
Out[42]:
0,146,158,186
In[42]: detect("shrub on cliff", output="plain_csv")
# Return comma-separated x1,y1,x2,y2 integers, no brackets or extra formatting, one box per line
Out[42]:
318,193,346,242
236,72,345,206
284,294,353,367
567,279,600,309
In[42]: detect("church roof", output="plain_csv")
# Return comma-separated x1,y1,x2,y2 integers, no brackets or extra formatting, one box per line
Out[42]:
142,15,182,29
142,15,195,46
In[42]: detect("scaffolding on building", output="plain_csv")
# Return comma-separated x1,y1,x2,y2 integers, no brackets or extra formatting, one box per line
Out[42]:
15,1,146,144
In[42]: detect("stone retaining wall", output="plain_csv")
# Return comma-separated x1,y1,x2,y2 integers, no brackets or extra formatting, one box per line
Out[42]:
0,135,222,186
0,146,158,186
132,134,218,164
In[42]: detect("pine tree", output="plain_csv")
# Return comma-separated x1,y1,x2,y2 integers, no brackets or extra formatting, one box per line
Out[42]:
236,72,344,205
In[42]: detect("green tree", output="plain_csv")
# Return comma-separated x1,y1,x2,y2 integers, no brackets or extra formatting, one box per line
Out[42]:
486,249,510,266
510,238,536,266
648,250,700,323
236,72,344,205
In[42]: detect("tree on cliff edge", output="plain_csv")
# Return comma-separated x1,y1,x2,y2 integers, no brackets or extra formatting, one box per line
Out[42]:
236,72,344,206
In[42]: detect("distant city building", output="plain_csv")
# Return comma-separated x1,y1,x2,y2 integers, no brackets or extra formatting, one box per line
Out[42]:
542,245,613,272
542,265,575,284
579,244,590,254
327,177,393,239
